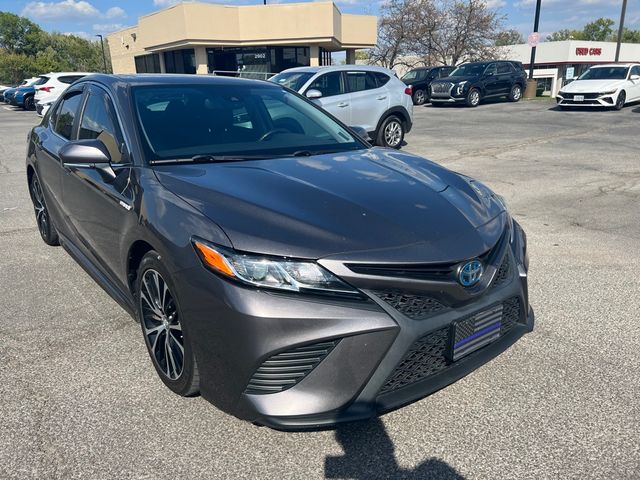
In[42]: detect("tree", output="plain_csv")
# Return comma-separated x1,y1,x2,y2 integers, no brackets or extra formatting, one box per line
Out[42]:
621,28,640,43
370,0,504,68
582,17,614,42
495,29,525,46
546,29,583,41
0,12,110,83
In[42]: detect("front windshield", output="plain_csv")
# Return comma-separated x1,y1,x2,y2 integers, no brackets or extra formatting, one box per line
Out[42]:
269,72,314,91
578,67,629,80
450,64,486,77
133,83,364,162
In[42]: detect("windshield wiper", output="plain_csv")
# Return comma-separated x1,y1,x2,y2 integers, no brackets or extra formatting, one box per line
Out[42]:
150,154,276,165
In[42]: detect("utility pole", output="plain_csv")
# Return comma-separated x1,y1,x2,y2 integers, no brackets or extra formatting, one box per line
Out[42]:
528,0,542,80
96,34,107,73
615,0,628,62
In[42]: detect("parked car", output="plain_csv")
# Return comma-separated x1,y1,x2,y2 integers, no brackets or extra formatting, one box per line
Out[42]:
3,77,40,104
35,72,91,116
10,76,49,110
556,64,640,110
26,74,533,428
401,66,455,105
430,61,528,107
270,65,413,148
0,85,11,102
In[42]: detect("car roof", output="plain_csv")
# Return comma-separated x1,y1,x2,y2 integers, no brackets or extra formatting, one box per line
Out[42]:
589,63,638,68
76,73,284,89
278,65,395,75
43,72,93,77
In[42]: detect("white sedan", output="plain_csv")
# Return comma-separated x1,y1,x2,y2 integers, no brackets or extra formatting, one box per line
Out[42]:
556,63,640,110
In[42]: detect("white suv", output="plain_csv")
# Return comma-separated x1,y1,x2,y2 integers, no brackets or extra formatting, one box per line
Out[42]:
270,65,413,148
34,72,92,116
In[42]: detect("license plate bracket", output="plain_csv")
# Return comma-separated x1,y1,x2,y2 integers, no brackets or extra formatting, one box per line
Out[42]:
574,95,585,102
449,304,503,362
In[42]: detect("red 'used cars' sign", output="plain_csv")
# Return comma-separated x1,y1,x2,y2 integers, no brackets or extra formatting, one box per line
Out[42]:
576,47,602,56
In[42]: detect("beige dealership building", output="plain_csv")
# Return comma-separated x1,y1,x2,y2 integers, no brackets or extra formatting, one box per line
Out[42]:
106,1,377,77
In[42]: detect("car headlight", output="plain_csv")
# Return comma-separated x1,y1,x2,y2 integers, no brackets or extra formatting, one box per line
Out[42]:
455,81,468,95
600,89,618,95
193,239,360,296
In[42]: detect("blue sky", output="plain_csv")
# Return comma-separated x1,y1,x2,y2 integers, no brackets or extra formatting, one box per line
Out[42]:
0,0,638,41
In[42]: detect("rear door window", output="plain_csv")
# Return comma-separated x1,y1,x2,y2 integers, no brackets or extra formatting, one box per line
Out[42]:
345,71,379,92
306,72,345,97
497,63,513,75
54,91,84,140
373,72,390,86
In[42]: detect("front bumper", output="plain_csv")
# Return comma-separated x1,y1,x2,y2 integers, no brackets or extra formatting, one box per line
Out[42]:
175,230,533,429
556,92,617,107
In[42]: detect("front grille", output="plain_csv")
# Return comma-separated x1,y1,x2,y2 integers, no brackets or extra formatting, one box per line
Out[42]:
431,82,452,94
372,290,446,320
244,340,338,395
562,92,600,100
490,254,511,290
348,263,455,281
379,297,522,395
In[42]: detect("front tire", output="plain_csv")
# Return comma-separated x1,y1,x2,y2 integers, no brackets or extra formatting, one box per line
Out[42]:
24,95,35,111
614,90,626,110
29,173,59,246
412,89,427,105
509,84,522,102
137,251,200,397
466,88,481,107
376,115,404,149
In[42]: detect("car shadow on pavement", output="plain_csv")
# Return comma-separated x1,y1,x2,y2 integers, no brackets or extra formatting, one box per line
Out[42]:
324,417,466,479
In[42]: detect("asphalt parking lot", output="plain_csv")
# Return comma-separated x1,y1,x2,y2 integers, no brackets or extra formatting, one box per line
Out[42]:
1,99,639,479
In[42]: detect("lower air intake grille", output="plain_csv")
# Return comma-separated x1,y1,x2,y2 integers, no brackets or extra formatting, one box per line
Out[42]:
373,290,447,320
378,327,449,394
490,254,511,290
245,340,338,395
379,297,522,395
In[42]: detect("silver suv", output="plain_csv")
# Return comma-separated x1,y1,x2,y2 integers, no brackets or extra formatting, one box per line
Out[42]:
270,65,413,149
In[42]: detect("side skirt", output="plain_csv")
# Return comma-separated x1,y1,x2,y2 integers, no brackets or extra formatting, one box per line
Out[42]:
58,232,137,320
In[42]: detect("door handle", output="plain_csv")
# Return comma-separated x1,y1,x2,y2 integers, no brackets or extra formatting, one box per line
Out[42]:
376,96,387,100
337,102,349,108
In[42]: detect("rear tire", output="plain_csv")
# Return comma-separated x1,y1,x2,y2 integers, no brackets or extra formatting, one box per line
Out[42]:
509,84,522,102
614,90,626,110
375,115,404,149
24,95,35,111
29,173,59,246
466,88,481,107
137,251,200,397
412,89,427,105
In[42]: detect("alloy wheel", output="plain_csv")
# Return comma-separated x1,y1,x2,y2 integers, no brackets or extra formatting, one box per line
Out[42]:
615,91,626,110
469,90,480,106
140,269,185,380
384,120,402,147
30,176,49,239
512,86,522,101
414,90,425,105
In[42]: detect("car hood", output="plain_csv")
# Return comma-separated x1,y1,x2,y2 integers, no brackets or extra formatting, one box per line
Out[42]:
435,76,477,84
561,79,625,93
153,148,506,263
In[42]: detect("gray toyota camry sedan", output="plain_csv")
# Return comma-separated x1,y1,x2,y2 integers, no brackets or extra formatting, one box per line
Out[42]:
26,74,533,429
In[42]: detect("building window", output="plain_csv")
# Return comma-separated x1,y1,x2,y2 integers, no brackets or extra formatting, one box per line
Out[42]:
163,49,196,74
135,54,161,73
206,46,310,78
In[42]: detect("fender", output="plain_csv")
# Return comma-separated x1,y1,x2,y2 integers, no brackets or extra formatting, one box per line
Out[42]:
372,106,413,135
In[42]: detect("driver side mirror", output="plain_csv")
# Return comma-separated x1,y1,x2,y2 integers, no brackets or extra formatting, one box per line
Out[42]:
59,139,116,181
349,126,370,143
306,89,323,99
631,74,640,81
